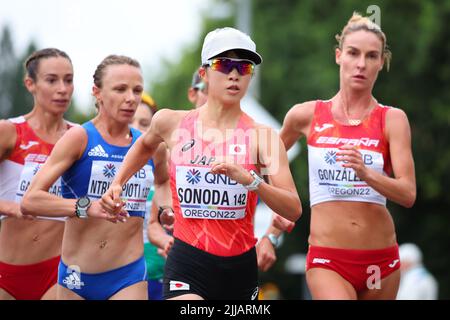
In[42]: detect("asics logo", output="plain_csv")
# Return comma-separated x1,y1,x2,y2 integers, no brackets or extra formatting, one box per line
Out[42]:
388,259,400,268
314,124,334,132
88,144,109,158
20,141,39,150
251,287,259,300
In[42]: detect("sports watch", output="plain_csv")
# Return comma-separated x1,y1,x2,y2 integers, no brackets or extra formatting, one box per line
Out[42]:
75,196,91,219
264,233,279,249
243,170,263,191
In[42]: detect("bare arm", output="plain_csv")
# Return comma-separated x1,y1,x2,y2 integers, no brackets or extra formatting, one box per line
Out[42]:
256,127,302,221
0,120,22,217
336,108,416,207
256,217,286,272
21,126,111,219
151,143,172,209
211,127,302,222
279,101,315,150
148,201,174,258
100,109,173,213
21,126,86,217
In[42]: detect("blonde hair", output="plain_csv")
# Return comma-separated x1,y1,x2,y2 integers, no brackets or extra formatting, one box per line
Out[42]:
336,12,392,71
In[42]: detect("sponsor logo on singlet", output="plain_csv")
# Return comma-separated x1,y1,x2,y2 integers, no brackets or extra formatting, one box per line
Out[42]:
314,123,334,132
87,144,109,158
176,165,248,220
19,141,39,150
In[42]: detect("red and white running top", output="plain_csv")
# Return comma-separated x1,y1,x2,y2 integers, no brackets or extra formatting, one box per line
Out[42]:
169,110,259,257
307,100,392,207
0,116,72,221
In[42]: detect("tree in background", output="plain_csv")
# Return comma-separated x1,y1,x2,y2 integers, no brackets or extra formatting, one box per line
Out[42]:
0,26,16,118
0,26,91,124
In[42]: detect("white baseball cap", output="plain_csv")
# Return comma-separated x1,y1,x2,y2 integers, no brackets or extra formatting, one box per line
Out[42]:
201,27,263,65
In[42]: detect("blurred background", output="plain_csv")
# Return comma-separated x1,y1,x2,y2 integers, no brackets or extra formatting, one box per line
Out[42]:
1,0,449,299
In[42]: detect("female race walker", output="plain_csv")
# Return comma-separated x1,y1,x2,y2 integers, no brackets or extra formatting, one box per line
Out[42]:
0,48,74,300
21,55,171,300
101,27,302,300
280,13,416,299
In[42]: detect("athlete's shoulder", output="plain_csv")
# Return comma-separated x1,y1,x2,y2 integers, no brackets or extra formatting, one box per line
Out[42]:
283,100,317,128
152,108,190,132
0,119,17,148
0,118,17,133
383,105,409,123
60,123,88,142
152,108,189,123
289,100,317,115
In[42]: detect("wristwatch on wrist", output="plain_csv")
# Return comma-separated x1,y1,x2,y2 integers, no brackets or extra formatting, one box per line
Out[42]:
158,206,174,224
75,196,91,219
264,233,279,249
243,170,263,191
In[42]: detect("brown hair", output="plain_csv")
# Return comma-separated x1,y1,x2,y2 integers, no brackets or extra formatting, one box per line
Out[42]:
24,48,72,81
336,12,392,71
93,55,141,89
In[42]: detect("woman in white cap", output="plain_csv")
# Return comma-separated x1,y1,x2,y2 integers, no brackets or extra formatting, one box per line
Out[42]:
100,27,302,300
280,13,416,299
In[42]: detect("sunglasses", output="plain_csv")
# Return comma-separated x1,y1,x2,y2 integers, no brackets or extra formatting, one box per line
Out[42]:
204,58,255,76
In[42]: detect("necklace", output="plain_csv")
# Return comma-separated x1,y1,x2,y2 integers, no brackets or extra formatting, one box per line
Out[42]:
341,97,376,126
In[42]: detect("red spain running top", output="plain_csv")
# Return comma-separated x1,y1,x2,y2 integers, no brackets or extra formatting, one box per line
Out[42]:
307,100,392,207
0,116,72,220
170,109,259,256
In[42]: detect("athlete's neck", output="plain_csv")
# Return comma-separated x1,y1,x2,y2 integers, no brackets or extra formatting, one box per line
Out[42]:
24,107,66,135
336,88,375,111
92,114,131,143
200,100,242,130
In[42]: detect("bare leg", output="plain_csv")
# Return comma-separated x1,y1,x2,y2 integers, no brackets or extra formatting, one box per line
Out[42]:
109,281,148,300
41,283,58,300
56,284,84,300
358,269,400,300
0,288,15,300
306,268,357,300
167,293,204,300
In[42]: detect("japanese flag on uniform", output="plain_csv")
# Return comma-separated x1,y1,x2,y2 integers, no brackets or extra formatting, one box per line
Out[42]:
169,280,190,291
229,144,246,155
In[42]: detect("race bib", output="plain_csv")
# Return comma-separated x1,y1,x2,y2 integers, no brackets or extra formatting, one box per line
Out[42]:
88,160,152,212
16,161,62,200
176,166,248,220
310,146,384,199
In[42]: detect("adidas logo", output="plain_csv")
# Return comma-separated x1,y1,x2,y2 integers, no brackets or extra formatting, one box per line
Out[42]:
88,144,109,158
62,270,85,290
